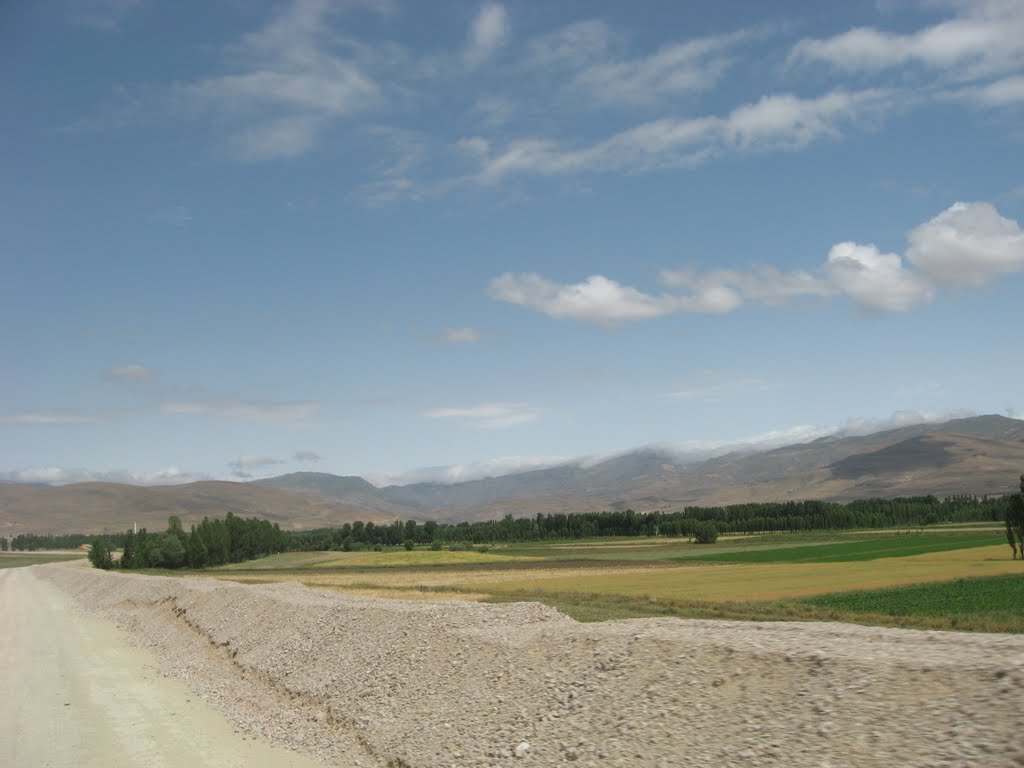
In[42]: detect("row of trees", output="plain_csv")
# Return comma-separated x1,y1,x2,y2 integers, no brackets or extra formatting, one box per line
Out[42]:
281,495,1012,551
90,512,288,570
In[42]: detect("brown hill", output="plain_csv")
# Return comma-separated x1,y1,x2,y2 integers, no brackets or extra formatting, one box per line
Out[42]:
0,481,395,536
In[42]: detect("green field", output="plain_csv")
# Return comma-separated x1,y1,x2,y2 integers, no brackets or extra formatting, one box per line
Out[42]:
684,533,997,563
800,574,1024,624
0,553,85,569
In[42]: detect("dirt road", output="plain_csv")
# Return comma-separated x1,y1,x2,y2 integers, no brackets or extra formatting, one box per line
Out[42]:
0,565,324,768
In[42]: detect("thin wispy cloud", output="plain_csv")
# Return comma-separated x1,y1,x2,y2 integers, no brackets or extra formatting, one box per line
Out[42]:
490,202,1023,324
0,412,98,425
161,398,321,423
465,3,508,67
294,450,323,462
424,401,538,429
440,327,483,343
175,0,380,161
789,1,1024,81
69,0,143,31
468,88,893,185
106,363,158,382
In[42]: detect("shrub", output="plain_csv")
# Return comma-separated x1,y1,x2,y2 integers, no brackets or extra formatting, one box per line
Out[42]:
372,543,383,552
430,541,442,551
693,521,719,545
476,545,490,553
403,539,415,551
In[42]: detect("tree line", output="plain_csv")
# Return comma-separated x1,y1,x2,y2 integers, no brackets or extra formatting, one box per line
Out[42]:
284,494,1012,551
89,512,288,570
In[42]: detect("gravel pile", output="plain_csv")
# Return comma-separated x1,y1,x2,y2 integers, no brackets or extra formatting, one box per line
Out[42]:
41,564,1024,767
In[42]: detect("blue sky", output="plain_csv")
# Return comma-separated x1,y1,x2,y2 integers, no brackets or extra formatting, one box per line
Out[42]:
2,0,1023,486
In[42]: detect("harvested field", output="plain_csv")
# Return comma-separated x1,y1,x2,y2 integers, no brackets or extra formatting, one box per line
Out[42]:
38,561,1024,767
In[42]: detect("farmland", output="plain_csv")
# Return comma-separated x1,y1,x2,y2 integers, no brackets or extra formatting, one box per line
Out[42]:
207,527,1024,632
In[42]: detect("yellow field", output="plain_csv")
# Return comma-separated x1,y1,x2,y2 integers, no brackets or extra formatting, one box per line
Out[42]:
212,544,1019,603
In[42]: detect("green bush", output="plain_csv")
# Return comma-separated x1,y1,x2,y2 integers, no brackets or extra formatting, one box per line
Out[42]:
372,543,383,552
403,539,415,551
693,521,719,545
430,541,442,551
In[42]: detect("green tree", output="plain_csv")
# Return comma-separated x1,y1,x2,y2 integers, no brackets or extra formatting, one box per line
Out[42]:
88,538,114,570
1006,475,1024,560
693,521,719,545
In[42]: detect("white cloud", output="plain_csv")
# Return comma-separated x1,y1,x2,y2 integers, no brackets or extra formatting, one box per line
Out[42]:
954,74,1024,106
789,1,1024,79
441,327,483,343
107,363,157,381
466,3,508,66
825,242,934,312
175,0,380,161
160,398,320,423
424,401,538,429
906,201,1024,285
0,412,97,425
569,31,747,106
294,450,323,462
471,88,891,184
489,273,683,326
233,116,321,162
0,465,205,486
370,454,570,485
489,202,1022,324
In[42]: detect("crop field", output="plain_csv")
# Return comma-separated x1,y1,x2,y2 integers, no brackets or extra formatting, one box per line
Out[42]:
0,552,85,569
203,528,1024,631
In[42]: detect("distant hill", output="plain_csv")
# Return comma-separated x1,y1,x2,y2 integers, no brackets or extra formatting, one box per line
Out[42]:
5,415,1023,535
256,415,1024,520
0,480,395,537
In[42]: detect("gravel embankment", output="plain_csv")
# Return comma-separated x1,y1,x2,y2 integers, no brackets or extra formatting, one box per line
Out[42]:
41,563,1024,767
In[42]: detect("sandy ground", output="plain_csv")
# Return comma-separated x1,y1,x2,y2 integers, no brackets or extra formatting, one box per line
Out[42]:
0,565,325,768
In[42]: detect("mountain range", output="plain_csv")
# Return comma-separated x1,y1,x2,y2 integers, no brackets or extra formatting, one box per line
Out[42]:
3,415,1023,535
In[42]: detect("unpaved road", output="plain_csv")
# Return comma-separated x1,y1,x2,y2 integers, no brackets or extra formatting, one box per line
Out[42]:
0,565,324,768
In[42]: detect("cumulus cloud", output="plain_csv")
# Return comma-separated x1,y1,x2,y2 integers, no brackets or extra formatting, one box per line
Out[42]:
294,450,323,462
488,273,683,326
424,401,538,429
440,327,483,343
489,202,1023,324
161,398,320,423
106,363,158,382
825,242,934,312
906,202,1024,286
